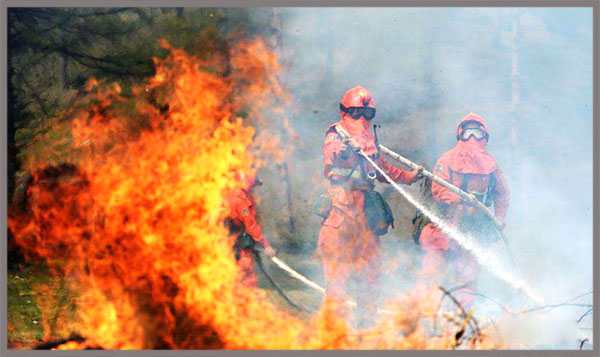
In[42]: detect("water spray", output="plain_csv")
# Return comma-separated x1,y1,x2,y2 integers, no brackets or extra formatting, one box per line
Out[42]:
378,143,504,232
334,125,543,305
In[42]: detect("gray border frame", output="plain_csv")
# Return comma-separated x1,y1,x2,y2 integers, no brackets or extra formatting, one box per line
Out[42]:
0,0,597,356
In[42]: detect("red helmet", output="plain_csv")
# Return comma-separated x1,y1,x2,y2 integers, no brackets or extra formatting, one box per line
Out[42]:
456,113,489,141
340,86,376,121
340,86,376,109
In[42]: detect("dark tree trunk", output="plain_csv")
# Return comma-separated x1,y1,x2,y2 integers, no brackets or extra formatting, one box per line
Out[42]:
7,22,18,204
318,9,336,98
7,17,27,267
281,162,297,238
270,9,298,243
422,9,441,167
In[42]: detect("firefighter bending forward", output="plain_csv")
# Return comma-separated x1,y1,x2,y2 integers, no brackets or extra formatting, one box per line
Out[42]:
415,113,510,310
318,86,423,328
226,173,275,287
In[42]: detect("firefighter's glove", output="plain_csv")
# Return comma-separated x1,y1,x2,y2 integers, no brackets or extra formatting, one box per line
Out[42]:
338,142,351,160
462,193,478,205
498,219,506,231
410,166,424,184
340,138,361,153
264,246,276,258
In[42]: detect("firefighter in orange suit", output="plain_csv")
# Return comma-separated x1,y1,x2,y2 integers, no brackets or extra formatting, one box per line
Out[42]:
318,86,423,327
415,113,510,310
227,173,275,287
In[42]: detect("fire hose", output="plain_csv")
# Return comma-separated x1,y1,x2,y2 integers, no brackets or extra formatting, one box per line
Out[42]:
256,125,518,314
256,124,511,315
252,249,310,312
335,125,532,302
375,140,514,264
377,143,505,234
334,124,427,208
267,253,395,315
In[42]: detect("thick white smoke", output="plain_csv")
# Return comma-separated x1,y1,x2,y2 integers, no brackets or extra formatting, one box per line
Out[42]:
252,7,593,349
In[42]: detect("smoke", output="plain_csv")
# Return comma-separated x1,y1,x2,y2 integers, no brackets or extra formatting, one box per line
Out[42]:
251,7,593,349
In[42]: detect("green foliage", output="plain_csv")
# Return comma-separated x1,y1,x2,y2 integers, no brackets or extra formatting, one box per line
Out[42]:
8,263,79,349
7,272,45,347
8,7,269,199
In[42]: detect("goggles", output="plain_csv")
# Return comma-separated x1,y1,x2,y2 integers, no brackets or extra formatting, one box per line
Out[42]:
340,105,376,120
459,124,488,141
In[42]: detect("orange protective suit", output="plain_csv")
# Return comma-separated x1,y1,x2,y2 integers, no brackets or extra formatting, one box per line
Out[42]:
318,87,419,326
415,113,510,309
227,185,271,287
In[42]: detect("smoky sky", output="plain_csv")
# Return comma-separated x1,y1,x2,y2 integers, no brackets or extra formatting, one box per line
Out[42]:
253,7,593,348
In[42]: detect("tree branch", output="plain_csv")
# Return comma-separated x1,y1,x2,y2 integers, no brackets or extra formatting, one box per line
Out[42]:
577,308,593,323
438,286,480,338
51,45,153,77
465,291,593,315
71,8,137,18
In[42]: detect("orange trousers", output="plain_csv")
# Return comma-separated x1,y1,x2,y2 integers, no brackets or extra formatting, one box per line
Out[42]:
318,208,381,326
414,243,479,310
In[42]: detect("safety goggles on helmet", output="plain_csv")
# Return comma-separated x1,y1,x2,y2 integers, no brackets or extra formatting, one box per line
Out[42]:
459,123,488,141
340,105,376,120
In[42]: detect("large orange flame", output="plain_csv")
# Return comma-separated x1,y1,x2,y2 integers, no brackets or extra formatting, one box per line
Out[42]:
8,39,501,350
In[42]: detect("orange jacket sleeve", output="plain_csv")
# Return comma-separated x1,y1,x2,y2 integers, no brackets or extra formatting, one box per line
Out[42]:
431,156,462,205
233,191,270,249
374,155,416,184
491,166,510,220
